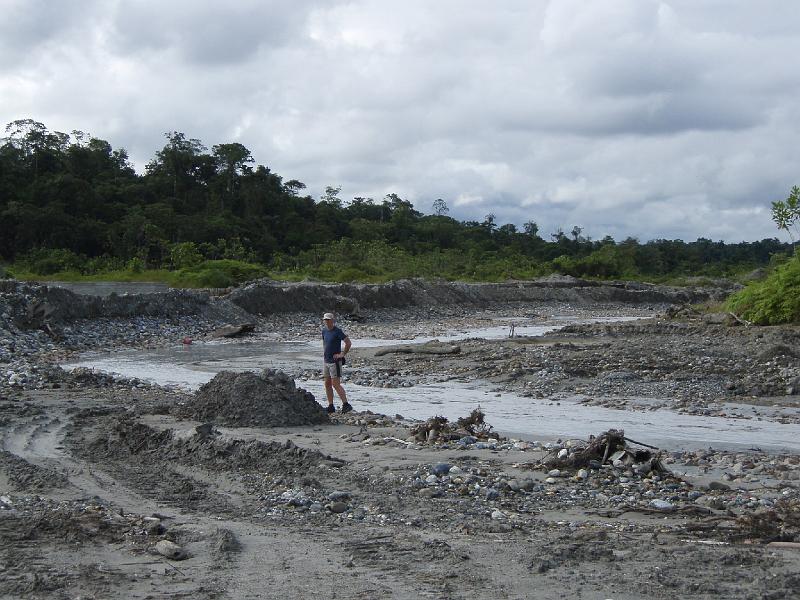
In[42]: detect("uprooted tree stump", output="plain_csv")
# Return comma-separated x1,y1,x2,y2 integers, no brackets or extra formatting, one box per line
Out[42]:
538,428,668,474
409,409,498,443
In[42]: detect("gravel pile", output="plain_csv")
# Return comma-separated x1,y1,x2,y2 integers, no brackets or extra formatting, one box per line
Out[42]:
1,360,159,393
180,369,329,427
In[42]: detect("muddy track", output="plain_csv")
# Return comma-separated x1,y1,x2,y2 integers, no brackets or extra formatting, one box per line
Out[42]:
2,379,800,598
0,394,531,599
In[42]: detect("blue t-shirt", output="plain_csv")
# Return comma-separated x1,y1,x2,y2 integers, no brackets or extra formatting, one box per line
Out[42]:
322,326,347,363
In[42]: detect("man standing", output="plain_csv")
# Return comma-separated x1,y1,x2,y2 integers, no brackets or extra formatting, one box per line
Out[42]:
321,312,353,414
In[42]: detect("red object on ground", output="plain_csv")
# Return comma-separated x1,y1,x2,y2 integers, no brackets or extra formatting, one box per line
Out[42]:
182,337,192,345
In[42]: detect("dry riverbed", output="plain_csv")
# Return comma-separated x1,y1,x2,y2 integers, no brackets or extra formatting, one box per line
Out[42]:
1,299,800,599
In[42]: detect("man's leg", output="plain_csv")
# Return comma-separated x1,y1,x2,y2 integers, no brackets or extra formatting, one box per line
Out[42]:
331,378,348,404
323,367,335,408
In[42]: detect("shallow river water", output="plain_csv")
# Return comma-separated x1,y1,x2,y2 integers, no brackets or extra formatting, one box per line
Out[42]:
64,316,800,452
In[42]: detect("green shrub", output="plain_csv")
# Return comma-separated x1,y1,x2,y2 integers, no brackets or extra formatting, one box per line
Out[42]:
551,245,635,279
127,257,145,273
19,248,85,275
725,251,800,324
170,242,203,269
84,255,125,275
171,259,269,288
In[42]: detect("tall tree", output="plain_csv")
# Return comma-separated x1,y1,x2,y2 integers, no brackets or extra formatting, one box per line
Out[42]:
147,131,209,201
212,142,253,211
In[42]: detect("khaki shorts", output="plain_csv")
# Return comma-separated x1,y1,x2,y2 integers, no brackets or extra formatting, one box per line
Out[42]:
323,361,342,379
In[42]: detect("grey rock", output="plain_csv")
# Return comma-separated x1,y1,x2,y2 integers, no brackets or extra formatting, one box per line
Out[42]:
649,499,674,511
431,463,452,476
154,540,186,560
328,491,351,501
484,488,500,500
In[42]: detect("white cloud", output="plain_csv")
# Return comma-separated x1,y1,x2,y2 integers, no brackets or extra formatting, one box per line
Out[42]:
1,0,799,242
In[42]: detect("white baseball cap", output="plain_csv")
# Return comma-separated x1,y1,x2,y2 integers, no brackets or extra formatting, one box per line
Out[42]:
322,312,335,320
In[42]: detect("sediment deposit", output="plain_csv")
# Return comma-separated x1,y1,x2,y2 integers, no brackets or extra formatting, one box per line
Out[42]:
1,277,798,599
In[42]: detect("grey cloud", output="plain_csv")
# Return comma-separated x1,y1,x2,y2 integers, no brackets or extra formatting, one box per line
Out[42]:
108,0,322,64
0,0,99,67
1,0,798,243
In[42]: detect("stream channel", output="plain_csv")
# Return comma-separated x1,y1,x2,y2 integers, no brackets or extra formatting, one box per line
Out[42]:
64,315,800,453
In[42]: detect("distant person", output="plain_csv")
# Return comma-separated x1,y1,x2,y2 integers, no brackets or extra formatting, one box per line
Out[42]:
321,312,353,414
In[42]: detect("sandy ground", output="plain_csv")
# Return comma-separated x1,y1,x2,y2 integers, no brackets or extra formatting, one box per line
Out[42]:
1,308,800,599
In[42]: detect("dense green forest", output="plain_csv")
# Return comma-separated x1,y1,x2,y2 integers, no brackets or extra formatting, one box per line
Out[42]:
0,119,792,286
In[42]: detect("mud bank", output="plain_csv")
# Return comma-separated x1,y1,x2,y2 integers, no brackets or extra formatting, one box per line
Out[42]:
228,276,738,316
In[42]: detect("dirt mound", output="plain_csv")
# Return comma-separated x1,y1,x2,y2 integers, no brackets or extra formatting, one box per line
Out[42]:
74,415,339,474
0,450,70,491
0,279,251,330
180,369,329,427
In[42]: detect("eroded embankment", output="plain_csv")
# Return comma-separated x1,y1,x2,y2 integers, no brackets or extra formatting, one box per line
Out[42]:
0,276,735,335
227,276,738,316
0,276,735,364
0,279,250,328
0,279,253,362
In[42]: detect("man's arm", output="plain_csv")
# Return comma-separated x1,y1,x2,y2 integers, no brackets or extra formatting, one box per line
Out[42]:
335,336,351,359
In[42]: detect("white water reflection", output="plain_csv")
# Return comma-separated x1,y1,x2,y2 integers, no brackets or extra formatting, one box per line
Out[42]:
63,315,800,452
296,316,643,348
40,281,170,296
298,380,800,452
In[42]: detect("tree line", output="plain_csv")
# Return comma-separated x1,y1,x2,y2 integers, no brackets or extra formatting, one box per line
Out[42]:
0,119,792,283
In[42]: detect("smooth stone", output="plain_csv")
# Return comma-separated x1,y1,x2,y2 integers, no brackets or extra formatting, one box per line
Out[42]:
649,499,674,511
154,540,186,560
328,491,351,501
329,502,349,513
431,463,452,476
491,510,507,521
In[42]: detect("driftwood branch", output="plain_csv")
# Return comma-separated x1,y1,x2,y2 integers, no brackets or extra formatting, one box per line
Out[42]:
623,436,660,450
727,312,752,327
375,342,461,357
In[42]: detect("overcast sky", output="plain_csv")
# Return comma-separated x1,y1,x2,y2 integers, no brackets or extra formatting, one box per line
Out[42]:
2,0,799,243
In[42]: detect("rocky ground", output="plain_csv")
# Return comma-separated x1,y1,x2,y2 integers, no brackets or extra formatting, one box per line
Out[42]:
1,280,799,599
336,309,800,423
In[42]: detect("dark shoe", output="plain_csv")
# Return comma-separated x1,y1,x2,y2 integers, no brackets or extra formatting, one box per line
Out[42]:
341,403,353,414
326,404,335,414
